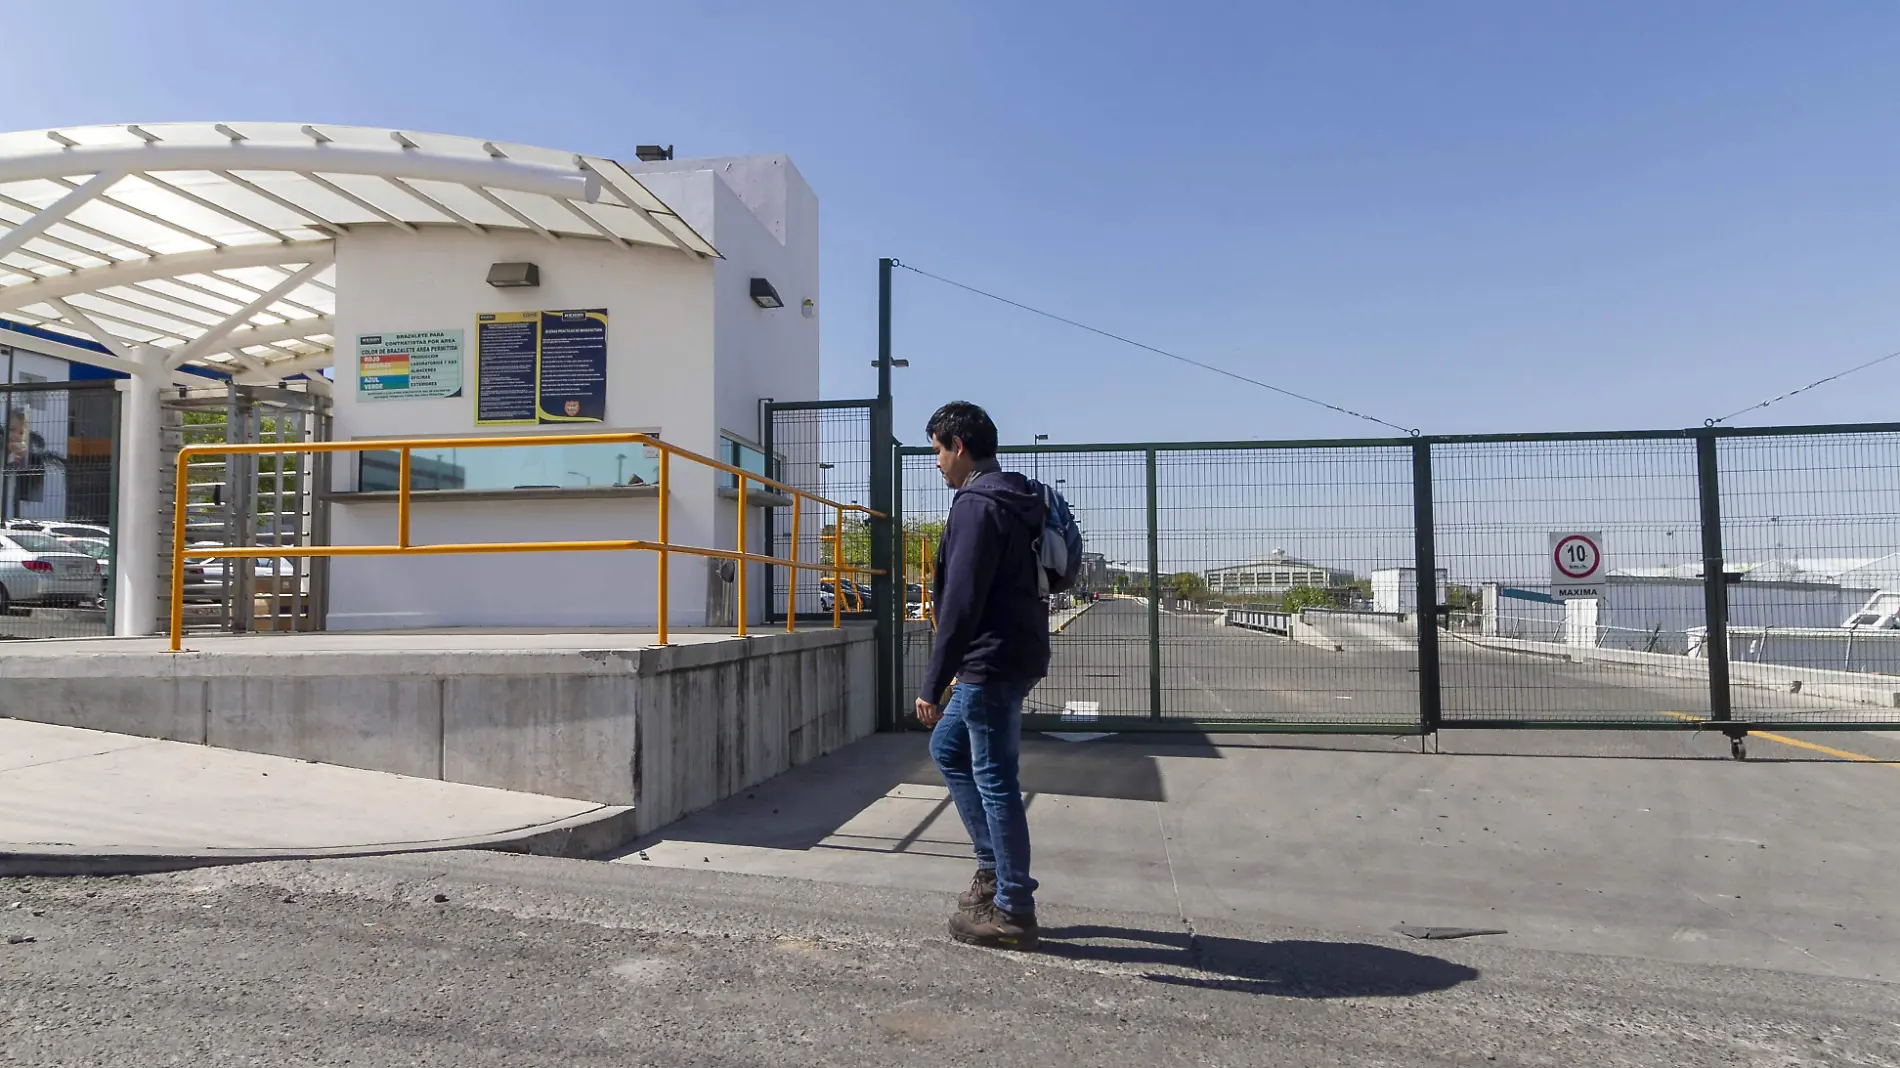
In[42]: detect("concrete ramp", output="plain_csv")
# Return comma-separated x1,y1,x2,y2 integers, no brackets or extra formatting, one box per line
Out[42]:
1294,611,1419,653
0,718,634,876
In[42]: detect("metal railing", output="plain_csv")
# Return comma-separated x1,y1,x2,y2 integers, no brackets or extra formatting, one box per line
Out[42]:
1225,609,1292,635
168,431,883,652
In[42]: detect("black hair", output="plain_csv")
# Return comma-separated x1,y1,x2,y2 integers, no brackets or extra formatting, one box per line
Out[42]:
924,401,998,461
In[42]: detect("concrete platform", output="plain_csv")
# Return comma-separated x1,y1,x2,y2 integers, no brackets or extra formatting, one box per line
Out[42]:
0,627,736,658
0,625,878,834
0,719,634,876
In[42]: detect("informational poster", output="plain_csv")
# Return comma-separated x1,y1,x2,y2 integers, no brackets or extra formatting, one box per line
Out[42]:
474,312,539,425
536,309,608,423
356,330,464,400
474,309,608,426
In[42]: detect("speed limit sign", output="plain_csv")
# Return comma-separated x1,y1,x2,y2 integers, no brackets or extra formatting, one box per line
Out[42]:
1549,532,1604,598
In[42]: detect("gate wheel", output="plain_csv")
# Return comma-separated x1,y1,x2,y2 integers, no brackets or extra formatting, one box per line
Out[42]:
1730,734,1748,761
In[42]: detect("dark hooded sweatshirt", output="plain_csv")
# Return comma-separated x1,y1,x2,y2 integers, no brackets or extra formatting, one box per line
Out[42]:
919,461,1051,705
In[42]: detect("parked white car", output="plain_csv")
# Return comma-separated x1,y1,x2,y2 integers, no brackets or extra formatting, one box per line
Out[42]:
186,543,303,598
4,518,110,541
53,536,113,600
0,531,102,613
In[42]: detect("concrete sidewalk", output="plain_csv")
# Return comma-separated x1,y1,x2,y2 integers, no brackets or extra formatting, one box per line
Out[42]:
0,719,634,876
621,728,1900,984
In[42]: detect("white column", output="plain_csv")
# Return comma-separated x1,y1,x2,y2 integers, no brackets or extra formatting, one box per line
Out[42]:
113,347,166,637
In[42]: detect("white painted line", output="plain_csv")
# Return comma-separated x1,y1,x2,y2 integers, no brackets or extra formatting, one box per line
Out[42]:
1062,700,1101,721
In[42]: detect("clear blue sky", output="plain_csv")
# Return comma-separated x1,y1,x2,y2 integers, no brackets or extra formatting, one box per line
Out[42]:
5,1,1898,447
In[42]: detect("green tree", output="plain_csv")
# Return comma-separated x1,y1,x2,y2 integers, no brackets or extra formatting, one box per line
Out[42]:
817,515,948,584
900,518,948,584
1281,586,1334,612
1169,571,1208,604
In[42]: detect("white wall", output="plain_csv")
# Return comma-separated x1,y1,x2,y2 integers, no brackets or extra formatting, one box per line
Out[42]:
1484,577,1877,654
629,156,819,440
638,157,821,621
325,226,717,629
1371,568,1448,614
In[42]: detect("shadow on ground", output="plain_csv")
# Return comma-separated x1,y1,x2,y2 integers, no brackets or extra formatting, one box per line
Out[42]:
1038,924,1481,998
614,731,1232,856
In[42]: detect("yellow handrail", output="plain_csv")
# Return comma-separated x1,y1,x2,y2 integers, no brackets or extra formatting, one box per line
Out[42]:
169,431,883,652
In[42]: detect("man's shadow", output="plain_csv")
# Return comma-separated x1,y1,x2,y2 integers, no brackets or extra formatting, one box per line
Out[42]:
1037,925,1480,999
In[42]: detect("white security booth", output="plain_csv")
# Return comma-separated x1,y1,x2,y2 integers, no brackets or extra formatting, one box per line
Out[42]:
0,123,822,633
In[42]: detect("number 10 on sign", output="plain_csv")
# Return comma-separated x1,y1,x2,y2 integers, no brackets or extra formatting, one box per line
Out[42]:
1549,531,1604,598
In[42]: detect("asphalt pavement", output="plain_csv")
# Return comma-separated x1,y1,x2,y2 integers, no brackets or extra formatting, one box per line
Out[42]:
954,598,1876,728
7,599,1897,1065
0,607,108,642
5,850,1897,1068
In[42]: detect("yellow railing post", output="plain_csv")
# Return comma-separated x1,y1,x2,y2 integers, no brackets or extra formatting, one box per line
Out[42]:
735,473,748,637
168,449,191,652
832,506,843,629
786,493,800,633
656,448,669,645
919,533,934,627
397,447,412,549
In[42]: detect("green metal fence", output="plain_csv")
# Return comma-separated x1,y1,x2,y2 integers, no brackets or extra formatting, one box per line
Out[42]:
0,378,118,640
892,422,1900,747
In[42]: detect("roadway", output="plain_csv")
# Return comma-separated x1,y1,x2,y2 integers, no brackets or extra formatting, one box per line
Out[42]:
14,849,1900,1067
0,607,108,642
998,597,1872,730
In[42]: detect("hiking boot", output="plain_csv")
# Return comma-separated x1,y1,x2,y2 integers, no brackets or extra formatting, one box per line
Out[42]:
949,901,1039,950
957,868,998,911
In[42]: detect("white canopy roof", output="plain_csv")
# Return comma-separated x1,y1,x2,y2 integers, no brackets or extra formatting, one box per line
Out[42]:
0,123,719,383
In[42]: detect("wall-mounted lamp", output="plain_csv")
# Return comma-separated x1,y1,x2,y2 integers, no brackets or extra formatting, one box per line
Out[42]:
749,277,784,308
800,298,816,319
486,262,540,288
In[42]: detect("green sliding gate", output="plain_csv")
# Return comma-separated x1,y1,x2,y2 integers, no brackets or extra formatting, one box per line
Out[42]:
891,423,1900,748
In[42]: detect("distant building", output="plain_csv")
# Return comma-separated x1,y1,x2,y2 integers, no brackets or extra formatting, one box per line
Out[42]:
1481,552,1900,655
1371,567,1450,614
1204,549,1356,598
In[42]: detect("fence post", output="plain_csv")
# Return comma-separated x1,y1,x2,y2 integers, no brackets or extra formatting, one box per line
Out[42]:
105,386,123,634
889,443,906,730
1146,448,1162,721
760,401,776,625
0,382,10,527
1695,433,1736,739
1412,440,1442,737
872,258,898,733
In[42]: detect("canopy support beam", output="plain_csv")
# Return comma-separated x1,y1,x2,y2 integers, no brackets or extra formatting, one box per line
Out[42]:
165,261,328,369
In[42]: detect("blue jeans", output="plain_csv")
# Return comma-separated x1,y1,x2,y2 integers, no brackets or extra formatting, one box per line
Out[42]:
930,680,1038,915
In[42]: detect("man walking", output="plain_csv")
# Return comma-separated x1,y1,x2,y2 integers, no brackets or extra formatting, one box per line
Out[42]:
914,401,1049,950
